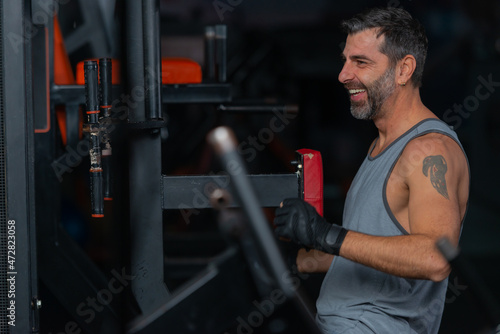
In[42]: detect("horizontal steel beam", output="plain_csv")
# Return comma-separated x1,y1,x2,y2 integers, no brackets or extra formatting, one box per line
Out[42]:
50,83,232,105
161,174,299,210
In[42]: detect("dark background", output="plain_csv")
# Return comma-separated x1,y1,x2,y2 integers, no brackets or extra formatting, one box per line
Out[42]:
53,0,500,333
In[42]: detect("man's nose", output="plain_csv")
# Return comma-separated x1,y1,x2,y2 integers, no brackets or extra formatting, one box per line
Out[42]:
338,62,353,84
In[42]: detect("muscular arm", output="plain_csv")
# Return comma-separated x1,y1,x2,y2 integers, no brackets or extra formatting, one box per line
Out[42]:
339,135,468,282
340,231,450,282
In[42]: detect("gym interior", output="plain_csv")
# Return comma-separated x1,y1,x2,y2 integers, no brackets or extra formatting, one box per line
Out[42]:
1,0,499,333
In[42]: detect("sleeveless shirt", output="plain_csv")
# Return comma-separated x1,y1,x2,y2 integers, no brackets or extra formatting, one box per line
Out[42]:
316,119,468,334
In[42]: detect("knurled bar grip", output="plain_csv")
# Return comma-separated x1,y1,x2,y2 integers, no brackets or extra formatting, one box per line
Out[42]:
99,58,113,200
84,60,104,217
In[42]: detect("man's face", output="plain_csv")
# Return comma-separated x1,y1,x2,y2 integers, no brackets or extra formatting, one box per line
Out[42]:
339,29,396,120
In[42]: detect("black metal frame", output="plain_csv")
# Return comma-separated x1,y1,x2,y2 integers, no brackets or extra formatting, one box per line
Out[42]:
33,1,121,333
1,1,39,332
51,83,232,106
29,0,318,332
125,0,171,314
127,129,320,334
161,174,299,209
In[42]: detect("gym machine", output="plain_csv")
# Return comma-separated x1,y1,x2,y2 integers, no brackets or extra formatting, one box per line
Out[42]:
23,0,323,333
2,1,499,333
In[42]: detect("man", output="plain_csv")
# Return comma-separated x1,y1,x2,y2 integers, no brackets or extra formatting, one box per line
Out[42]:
274,7,470,333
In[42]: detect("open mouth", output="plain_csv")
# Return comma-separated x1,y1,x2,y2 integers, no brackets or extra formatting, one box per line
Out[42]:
348,89,366,101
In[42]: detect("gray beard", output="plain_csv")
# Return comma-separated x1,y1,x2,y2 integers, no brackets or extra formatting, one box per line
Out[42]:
350,66,396,120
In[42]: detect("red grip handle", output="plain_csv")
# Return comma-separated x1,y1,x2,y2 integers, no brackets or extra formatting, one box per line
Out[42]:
297,149,324,217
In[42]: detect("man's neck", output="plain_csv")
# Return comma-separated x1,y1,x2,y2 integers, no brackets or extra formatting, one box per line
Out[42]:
372,86,436,151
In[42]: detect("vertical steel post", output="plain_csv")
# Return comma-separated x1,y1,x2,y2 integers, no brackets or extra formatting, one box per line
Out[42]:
1,1,39,332
142,0,162,120
126,0,170,315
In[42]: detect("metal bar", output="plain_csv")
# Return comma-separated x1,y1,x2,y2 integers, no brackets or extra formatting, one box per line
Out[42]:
204,26,216,80
161,174,298,210
207,127,295,295
126,0,170,314
161,83,232,103
215,25,227,82
2,1,39,332
129,132,171,313
142,0,162,120
99,58,113,200
125,0,145,122
126,248,255,334
207,127,321,332
84,60,104,218
218,103,299,114
65,102,81,149
50,83,232,105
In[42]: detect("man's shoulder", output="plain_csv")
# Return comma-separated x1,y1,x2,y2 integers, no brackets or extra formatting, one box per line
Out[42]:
403,132,464,159
398,131,468,182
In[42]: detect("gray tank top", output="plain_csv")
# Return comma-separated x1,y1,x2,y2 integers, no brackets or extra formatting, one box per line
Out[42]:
316,119,468,334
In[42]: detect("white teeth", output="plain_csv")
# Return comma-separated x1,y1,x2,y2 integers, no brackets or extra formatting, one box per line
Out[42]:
349,89,366,94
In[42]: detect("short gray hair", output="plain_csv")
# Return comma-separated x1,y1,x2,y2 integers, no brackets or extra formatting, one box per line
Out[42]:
341,7,428,87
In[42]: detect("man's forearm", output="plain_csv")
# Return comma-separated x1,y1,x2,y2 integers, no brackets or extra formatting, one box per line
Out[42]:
296,249,334,273
339,231,451,282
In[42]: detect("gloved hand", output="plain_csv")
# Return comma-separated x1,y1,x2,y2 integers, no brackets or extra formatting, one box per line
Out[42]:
274,198,348,256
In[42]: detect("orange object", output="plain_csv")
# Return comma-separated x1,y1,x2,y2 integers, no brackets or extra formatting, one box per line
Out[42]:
35,27,51,134
76,57,202,85
53,16,75,85
53,15,78,142
55,107,67,145
76,59,121,85
161,58,202,84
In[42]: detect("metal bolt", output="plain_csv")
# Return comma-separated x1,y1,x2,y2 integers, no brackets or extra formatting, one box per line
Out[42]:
32,299,42,309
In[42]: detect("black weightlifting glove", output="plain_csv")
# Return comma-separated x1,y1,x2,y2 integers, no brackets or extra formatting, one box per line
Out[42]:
274,198,348,256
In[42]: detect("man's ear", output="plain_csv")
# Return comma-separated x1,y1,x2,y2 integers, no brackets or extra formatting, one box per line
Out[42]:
397,55,416,86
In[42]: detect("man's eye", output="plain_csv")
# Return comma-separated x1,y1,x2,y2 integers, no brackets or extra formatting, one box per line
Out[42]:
357,60,366,65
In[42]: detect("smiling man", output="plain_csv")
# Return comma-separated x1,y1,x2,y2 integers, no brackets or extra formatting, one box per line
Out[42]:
274,7,470,333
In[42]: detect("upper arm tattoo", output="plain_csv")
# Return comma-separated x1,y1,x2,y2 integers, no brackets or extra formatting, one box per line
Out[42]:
422,155,449,199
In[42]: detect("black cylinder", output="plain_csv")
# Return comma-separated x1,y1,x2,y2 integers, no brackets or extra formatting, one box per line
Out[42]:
125,0,145,122
142,0,162,120
215,25,227,83
90,170,104,217
84,60,99,114
204,26,216,80
102,154,112,200
99,58,112,110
